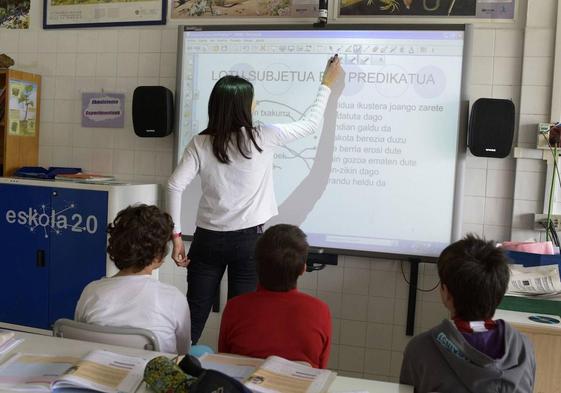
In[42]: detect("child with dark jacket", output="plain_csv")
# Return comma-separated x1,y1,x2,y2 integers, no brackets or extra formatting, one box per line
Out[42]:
400,235,535,393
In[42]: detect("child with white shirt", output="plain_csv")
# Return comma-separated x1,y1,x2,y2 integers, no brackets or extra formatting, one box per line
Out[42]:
75,204,191,355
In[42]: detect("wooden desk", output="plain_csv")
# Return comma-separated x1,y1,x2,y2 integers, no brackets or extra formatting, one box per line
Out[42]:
329,377,412,392
0,332,413,393
495,309,561,393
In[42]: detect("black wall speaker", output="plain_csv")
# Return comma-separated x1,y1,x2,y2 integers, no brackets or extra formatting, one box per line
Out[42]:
132,86,174,137
468,98,515,158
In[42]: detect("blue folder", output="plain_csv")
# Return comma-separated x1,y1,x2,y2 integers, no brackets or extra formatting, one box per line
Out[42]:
14,166,81,180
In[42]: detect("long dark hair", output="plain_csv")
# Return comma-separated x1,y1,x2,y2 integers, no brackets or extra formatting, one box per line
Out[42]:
201,75,262,164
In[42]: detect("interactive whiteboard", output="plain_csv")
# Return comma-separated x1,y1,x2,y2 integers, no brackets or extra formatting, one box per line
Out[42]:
175,25,466,258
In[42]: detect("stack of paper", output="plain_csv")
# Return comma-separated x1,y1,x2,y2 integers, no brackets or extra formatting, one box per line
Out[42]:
502,241,557,255
0,330,22,356
55,173,115,183
507,265,561,298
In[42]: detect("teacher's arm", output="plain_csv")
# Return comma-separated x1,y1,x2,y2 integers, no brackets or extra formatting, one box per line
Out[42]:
266,55,343,146
167,140,200,267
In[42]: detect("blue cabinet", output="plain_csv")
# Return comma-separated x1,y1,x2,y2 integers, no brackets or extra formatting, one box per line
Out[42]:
0,184,51,328
0,179,158,331
0,183,108,329
49,187,108,326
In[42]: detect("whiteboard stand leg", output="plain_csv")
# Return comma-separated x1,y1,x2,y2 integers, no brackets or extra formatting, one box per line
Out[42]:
406,258,420,336
543,157,559,215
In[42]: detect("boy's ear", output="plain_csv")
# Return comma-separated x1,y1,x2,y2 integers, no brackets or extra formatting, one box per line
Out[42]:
440,284,455,316
152,255,164,269
300,263,306,276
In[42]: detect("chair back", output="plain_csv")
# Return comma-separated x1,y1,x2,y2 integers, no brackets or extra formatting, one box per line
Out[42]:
53,318,160,351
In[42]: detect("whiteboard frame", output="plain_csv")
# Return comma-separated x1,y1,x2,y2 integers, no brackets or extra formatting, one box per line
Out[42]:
173,24,468,261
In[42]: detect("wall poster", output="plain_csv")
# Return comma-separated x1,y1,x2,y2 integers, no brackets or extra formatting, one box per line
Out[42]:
43,0,166,28
81,93,125,128
171,0,318,18
339,0,515,19
0,1,30,29
8,79,37,137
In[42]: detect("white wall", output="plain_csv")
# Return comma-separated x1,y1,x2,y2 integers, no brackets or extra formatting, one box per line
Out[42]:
511,0,558,242
1,0,555,382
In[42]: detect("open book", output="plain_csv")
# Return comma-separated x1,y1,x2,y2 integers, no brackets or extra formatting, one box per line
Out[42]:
0,350,147,392
200,353,336,393
0,330,23,356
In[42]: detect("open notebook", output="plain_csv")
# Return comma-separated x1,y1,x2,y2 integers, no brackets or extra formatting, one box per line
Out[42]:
200,353,336,393
0,350,147,393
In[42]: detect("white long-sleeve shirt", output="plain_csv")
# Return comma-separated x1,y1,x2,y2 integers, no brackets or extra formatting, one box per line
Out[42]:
75,275,191,355
168,85,331,232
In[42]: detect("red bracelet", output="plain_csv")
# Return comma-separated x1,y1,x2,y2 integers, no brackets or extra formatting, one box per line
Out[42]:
171,232,182,239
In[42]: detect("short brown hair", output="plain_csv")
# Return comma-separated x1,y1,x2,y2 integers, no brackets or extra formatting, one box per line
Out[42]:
107,204,174,272
255,224,309,291
438,234,510,320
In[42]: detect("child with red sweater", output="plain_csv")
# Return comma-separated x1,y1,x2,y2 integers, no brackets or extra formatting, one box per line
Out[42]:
218,224,331,368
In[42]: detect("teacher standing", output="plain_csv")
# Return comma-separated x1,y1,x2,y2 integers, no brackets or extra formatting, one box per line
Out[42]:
168,55,343,344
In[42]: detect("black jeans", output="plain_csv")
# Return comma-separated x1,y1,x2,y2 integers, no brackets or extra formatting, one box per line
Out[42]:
187,225,262,344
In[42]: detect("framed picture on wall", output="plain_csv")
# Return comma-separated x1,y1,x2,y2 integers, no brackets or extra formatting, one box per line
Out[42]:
43,0,167,29
0,1,31,29
171,0,318,19
339,0,515,19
